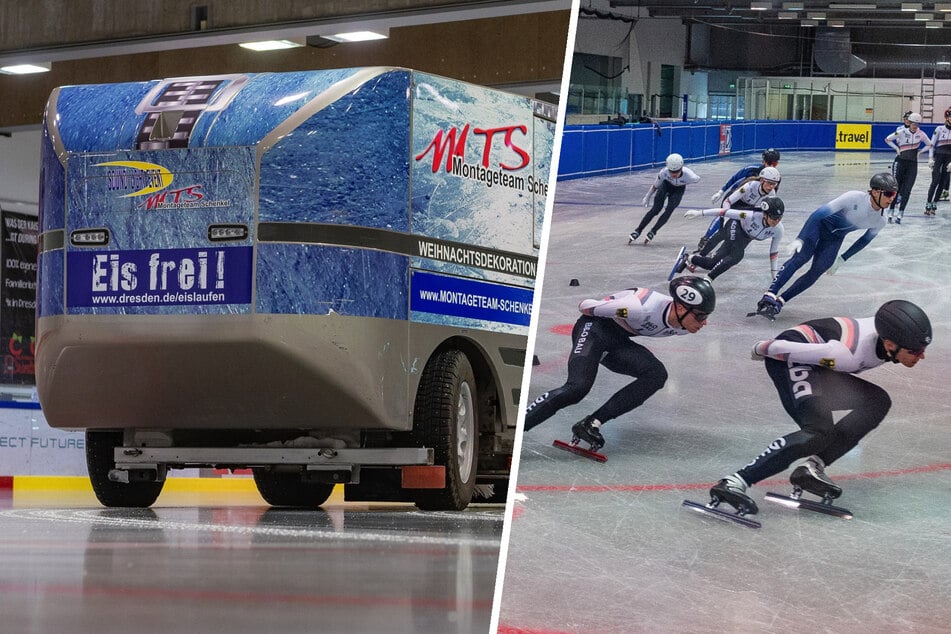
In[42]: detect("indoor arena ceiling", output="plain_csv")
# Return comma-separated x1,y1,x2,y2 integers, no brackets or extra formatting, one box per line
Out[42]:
605,0,951,30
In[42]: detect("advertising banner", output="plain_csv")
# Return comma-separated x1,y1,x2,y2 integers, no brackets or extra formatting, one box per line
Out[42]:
835,123,872,149
1,210,37,384
718,124,733,155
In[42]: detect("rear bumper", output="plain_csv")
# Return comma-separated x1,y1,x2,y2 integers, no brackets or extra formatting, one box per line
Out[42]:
36,313,410,432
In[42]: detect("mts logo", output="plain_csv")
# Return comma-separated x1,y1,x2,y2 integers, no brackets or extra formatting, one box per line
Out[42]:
139,184,204,210
415,124,530,173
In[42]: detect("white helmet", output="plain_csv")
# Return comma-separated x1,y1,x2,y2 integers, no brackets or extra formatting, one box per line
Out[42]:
759,166,781,184
907,112,922,124
666,153,684,171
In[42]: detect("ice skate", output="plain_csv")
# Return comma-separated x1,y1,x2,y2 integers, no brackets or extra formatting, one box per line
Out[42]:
552,416,607,462
764,459,852,519
667,246,688,281
627,230,640,245
684,474,761,528
570,416,604,451
747,293,782,321
789,462,842,500
710,475,758,515
942,189,949,201
644,230,655,245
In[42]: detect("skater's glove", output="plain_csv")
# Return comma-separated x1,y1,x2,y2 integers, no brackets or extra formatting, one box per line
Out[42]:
641,193,651,207
683,209,702,219
751,340,770,361
786,239,803,256
929,158,935,169
825,255,845,276
711,190,724,205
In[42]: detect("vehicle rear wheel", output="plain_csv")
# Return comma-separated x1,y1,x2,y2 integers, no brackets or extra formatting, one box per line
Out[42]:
252,468,335,508
413,350,479,511
86,430,164,508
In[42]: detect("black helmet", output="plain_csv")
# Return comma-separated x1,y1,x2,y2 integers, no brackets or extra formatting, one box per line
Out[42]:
869,172,898,191
903,110,913,120
944,107,951,119
762,148,780,165
669,276,716,315
760,197,785,220
875,300,932,351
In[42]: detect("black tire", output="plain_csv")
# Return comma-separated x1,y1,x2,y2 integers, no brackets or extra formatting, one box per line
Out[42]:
252,468,335,508
86,430,164,508
412,350,479,511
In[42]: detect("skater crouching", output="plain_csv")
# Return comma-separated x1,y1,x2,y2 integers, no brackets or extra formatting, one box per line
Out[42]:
629,153,700,245
710,300,932,516
524,276,716,453
754,172,897,320
677,194,785,284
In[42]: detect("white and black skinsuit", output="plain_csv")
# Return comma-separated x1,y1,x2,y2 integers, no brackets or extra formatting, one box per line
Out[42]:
524,288,690,431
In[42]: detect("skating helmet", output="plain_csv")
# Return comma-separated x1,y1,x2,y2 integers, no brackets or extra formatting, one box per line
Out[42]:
869,172,898,192
875,300,932,352
669,276,716,316
761,148,780,165
759,166,781,184
666,153,684,172
944,107,951,120
760,197,785,220
907,112,922,124
902,111,912,121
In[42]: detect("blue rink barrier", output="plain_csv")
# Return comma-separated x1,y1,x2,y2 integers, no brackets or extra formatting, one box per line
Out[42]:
558,119,907,180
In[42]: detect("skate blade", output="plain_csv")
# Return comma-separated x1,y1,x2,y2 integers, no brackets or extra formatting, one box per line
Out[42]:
746,310,776,321
764,492,852,519
667,245,687,281
682,499,761,529
552,439,607,463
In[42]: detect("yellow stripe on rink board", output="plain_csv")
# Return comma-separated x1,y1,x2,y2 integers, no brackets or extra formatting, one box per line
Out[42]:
11,476,345,506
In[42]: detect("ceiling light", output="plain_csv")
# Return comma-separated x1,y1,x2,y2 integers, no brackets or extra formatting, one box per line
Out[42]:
829,3,875,8
0,62,51,74
322,30,388,42
801,19,818,26
827,19,845,27
238,39,304,51
937,3,951,11
901,3,923,11
927,20,943,27
778,11,797,18
782,1,803,9
915,12,933,20
807,12,826,19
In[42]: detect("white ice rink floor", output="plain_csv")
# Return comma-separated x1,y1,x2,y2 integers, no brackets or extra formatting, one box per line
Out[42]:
497,151,951,633
0,488,503,633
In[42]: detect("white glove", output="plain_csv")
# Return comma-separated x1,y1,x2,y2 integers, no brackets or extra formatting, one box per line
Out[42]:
751,340,770,361
929,158,935,169
711,190,724,205
683,209,702,219
786,239,803,256
641,192,651,207
826,255,845,275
